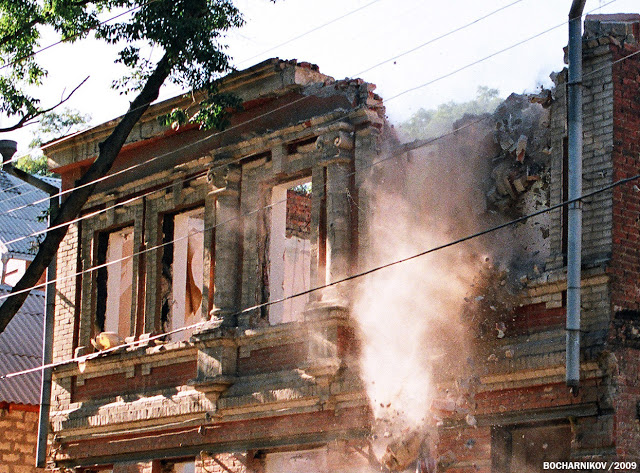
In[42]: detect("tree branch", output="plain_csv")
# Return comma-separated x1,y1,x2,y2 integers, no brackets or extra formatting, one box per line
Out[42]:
0,55,171,333
0,17,42,48
0,76,89,134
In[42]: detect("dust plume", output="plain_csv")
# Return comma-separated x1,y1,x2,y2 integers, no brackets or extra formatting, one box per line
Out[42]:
351,118,507,463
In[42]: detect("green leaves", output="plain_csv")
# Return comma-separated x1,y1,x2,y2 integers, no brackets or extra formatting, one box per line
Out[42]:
100,0,244,129
14,108,91,176
158,92,241,131
399,86,502,140
1,0,245,133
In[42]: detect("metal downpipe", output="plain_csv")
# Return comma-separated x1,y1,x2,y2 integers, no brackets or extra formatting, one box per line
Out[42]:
566,0,586,392
35,195,58,467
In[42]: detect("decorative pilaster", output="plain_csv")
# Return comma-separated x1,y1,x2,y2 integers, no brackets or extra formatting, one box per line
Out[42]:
207,164,242,328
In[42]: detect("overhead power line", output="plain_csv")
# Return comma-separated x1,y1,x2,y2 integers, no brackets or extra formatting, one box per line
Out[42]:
1,34,639,282
0,117,495,320
0,0,634,336
0,1,156,71
2,171,639,382
235,0,386,66
0,0,621,218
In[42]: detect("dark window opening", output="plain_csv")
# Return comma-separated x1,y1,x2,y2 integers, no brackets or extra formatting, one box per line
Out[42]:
492,423,571,473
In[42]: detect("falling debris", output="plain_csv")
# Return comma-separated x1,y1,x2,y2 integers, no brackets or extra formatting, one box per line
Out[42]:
465,413,477,427
496,322,506,338
381,430,425,471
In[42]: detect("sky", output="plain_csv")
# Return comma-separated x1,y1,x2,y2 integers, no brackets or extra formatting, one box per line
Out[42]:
3,0,640,155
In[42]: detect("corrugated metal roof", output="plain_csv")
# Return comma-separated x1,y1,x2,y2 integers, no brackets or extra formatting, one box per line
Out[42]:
0,170,60,259
0,285,45,405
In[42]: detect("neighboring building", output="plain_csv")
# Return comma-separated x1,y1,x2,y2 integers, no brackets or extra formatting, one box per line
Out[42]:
0,170,58,287
42,14,640,473
0,287,45,473
0,170,57,473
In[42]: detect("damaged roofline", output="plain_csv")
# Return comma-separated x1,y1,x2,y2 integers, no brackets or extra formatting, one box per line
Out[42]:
41,58,333,165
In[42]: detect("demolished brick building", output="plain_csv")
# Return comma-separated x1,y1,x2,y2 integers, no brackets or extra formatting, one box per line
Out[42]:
41,14,639,473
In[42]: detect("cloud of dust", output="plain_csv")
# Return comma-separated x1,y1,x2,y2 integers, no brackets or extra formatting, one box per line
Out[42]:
351,122,500,461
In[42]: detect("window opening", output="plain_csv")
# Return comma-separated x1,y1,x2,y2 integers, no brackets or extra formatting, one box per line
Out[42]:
269,178,312,324
96,226,134,338
160,207,205,341
492,423,571,473
160,460,195,473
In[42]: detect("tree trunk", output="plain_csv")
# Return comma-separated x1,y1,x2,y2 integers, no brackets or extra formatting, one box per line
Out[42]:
0,53,172,334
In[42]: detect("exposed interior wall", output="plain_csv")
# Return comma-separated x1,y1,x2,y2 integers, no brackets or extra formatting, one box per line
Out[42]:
1,257,27,287
170,208,205,341
268,178,312,324
159,207,205,342
105,227,134,336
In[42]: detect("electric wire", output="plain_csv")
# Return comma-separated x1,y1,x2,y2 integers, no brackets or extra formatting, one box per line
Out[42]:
235,0,386,67
1,35,639,295
0,0,619,207
354,0,527,76
0,1,157,71
0,114,494,287
2,38,640,380
0,0,634,359
2,171,639,381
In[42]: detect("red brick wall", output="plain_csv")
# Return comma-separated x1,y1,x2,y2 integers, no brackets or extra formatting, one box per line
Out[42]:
0,406,43,473
72,361,197,403
285,190,311,239
611,348,640,461
509,302,566,335
237,341,306,375
475,381,599,416
609,41,640,463
437,426,492,473
610,42,640,313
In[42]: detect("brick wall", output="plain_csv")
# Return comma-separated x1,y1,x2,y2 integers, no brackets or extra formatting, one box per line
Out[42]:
53,222,79,363
437,426,492,473
609,43,640,313
547,39,615,271
285,189,311,239
0,406,43,473
608,39,640,463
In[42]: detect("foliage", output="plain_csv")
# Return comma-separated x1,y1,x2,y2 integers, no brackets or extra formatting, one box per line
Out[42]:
13,153,50,175
12,108,90,175
0,0,250,334
0,0,100,131
399,86,502,140
0,0,245,133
